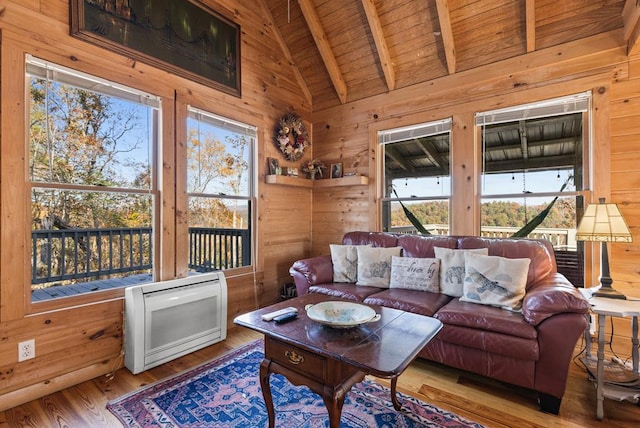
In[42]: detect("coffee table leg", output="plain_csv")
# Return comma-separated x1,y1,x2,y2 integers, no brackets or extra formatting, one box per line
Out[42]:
391,377,402,410
260,359,275,428
322,389,346,428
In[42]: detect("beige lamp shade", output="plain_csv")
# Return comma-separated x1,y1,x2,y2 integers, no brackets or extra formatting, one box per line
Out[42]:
575,198,632,299
576,199,632,243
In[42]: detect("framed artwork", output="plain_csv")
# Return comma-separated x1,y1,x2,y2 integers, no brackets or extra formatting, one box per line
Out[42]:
331,163,343,179
267,157,279,175
70,0,241,97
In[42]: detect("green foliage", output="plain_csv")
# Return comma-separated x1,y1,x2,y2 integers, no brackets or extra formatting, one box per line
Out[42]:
391,201,448,229
391,188,431,234
391,198,576,231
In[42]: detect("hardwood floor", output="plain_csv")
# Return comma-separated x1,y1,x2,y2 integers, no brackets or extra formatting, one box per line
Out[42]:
0,327,638,427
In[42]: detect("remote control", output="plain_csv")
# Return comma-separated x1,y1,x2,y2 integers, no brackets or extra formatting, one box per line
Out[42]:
274,312,298,324
261,306,298,321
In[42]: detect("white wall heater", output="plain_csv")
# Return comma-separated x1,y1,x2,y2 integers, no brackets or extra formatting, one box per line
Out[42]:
124,272,227,374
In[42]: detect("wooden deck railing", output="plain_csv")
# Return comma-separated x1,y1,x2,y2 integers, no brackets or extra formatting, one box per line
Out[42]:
390,225,584,287
390,225,576,248
188,227,251,272
32,227,250,285
32,224,580,287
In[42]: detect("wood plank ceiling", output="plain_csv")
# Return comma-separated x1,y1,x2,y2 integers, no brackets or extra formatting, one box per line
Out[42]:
261,0,640,112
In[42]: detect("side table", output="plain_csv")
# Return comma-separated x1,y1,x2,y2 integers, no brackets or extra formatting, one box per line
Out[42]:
585,297,640,420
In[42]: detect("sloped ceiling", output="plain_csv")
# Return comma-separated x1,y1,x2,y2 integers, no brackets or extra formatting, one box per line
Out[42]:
262,0,635,112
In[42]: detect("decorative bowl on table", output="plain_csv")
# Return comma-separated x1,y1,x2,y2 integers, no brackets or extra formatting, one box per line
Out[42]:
305,301,380,328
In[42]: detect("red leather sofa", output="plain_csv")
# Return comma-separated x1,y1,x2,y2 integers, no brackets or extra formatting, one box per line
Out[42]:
289,231,589,414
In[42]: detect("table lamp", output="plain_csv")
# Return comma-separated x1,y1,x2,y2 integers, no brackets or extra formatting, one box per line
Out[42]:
575,198,633,299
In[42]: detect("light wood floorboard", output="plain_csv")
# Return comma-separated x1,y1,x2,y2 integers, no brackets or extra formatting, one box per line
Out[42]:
0,327,638,427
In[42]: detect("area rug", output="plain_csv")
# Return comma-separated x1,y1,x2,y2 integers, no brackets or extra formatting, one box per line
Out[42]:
107,340,484,427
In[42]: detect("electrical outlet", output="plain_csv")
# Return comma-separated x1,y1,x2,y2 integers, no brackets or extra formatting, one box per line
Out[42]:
18,339,35,362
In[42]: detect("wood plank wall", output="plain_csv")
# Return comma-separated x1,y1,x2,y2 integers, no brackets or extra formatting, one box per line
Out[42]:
310,29,640,350
1,0,639,412
0,0,311,410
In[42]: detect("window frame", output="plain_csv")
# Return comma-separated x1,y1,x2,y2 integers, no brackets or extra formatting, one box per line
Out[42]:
25,54,162,307
378,118,452,234
184,105,257,274
475,93,591,243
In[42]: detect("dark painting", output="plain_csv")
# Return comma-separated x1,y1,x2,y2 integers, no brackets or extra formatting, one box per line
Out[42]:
71,0,241,96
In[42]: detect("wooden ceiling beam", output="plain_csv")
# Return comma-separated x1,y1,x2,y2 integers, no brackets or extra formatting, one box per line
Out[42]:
525,0,536,52
435,0,456,74
297,0,348,104
623,0,640,56
360,0,395,91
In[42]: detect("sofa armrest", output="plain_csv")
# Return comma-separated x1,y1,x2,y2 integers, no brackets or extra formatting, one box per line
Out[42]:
289,255,334,296
522,273,590,326
534,312,589,403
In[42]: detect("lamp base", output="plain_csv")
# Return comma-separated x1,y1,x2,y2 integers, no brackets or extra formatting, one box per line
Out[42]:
593,286,627,300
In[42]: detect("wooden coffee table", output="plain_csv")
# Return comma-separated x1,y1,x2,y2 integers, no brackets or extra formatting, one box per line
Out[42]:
233,293,442,428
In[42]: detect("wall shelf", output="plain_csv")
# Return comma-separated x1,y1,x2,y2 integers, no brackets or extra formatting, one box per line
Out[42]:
313,175,369,188
265,174,369,188
265,174,313,188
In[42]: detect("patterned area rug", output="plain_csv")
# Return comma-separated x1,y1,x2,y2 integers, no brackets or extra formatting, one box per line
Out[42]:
107,340,484,427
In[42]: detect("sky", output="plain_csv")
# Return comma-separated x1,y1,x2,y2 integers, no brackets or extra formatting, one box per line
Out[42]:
391,169,575,203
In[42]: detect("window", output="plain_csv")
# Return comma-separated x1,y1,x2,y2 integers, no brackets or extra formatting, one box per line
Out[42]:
379,119,451,234
27,55,161,301
186,107,255,272
477,93,590,286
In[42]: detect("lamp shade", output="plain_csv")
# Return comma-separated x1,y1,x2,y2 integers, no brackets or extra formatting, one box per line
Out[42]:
575,199,633,243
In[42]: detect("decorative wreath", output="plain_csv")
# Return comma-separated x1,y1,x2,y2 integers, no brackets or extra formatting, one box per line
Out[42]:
274,112,310,161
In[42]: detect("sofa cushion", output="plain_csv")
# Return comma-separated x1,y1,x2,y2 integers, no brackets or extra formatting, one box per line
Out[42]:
460,252,530,311
435,299,537,339
419,339,537,387
457,237,555,290
330,244,362,283
356,246,402,287
428,325,539,361
343,231,398,247
309,283,381,302
397,234,457,258
389,256,440,292
434,247,489,297
363,288,452,317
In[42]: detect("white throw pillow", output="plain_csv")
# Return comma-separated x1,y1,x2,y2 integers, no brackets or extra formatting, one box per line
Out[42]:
460,252,530,311
389,256,440,292
356,246,402,288
434,247,489,297
330,244,360,283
